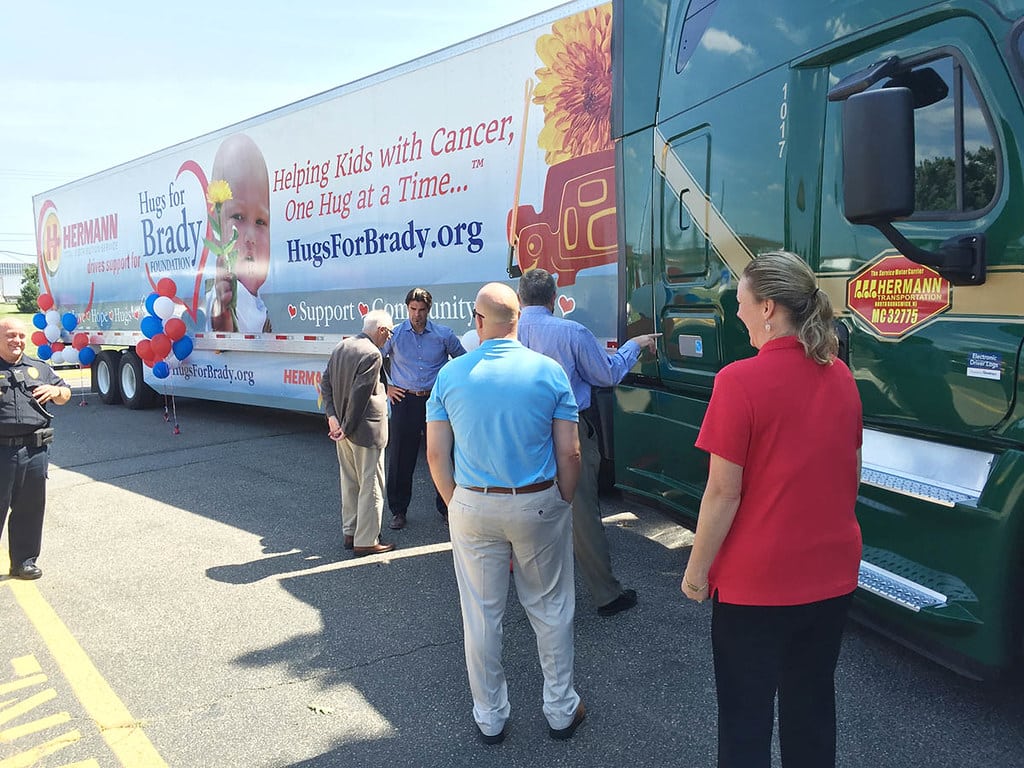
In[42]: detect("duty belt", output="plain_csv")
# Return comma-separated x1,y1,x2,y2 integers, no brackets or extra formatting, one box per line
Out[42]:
0,428,54,448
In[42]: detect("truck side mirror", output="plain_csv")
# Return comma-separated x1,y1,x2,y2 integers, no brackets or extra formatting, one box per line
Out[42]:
841,87,986,285
843,88,915,223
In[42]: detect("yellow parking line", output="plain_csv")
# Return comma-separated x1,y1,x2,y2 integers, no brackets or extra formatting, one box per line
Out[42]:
0,688,57,726
0,710,72,741
11,657,41,676
3,576,167,767
0,728,82,768
0,673,47,696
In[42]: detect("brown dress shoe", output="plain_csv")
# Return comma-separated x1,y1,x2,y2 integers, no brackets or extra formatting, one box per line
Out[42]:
343,535,354,550
353,542,396,557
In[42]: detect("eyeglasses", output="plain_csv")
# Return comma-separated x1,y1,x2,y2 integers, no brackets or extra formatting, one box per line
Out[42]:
472,308,485,321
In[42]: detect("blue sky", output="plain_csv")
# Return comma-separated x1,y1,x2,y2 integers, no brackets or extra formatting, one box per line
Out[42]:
0,1,567,264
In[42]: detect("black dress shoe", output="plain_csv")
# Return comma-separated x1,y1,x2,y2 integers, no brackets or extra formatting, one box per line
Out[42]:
389,514,407,530
10,558,42,580
478,723,507,745
343,535,354,550
549,702,585,740
353,542,396,557
597,589,637,617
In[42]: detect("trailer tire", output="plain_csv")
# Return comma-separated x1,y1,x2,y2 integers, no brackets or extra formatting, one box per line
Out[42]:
119,350,158,410
92,350,122,405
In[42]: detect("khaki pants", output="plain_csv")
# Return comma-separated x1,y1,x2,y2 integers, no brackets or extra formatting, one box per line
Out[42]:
448,484,580,736
336,439,385,547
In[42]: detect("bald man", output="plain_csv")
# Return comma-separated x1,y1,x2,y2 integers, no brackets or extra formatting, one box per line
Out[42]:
0,317,71,579
207,133,272,333
426,283,585,745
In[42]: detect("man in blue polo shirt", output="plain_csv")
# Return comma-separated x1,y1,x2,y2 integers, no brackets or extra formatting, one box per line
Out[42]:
426,282,585,745
381,287,465,530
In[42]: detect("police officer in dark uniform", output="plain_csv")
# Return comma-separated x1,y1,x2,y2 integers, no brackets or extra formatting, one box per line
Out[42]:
0,317,71,580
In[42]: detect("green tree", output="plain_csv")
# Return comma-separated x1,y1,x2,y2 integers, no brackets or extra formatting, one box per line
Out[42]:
915,156,955,211
915,146,996,212
16,265,40,313
964,145,996,210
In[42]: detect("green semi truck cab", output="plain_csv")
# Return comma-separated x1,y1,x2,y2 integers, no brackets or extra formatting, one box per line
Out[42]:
611,0,1024,676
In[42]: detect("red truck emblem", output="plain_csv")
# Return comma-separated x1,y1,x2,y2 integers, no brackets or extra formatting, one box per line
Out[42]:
508,149,617,287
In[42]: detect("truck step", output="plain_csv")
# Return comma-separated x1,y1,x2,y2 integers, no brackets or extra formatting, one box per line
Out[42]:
858,561,948,612
860,429,991,508
861,467,979,507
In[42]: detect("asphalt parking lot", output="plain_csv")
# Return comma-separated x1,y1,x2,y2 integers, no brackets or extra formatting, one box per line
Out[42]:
1,392,1022,767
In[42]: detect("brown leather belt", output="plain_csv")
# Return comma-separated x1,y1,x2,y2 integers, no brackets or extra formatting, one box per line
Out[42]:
464,479,555,495
404,390,431,397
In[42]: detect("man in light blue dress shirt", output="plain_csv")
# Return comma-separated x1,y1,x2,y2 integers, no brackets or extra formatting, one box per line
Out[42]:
426,282,585,744
518,268,659,616
381,287,466,530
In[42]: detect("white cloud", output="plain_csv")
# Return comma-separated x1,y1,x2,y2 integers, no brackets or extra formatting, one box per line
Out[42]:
774,19,808,46
701,28,754,56
826,16,856,39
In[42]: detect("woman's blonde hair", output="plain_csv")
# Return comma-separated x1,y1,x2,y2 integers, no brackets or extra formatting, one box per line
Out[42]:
743,251,838,364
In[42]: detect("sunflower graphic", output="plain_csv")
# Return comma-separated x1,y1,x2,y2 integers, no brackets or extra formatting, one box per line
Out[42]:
506,3,617,287
532,4,613,165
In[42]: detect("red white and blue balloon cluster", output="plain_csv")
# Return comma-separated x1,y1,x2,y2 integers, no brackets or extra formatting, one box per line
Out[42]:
137,278,194,379
31,293,95,366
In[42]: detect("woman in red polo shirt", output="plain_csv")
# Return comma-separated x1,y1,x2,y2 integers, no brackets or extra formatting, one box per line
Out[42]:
682,251,863,768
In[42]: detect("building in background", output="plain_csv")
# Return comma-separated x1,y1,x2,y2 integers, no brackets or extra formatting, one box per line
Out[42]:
0,256,31,302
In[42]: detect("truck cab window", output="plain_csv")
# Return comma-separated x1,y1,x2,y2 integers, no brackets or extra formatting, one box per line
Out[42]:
873,55,997,216
661,132,711,281
1011,20,1024,87
675,0,719,74
820,49,998,273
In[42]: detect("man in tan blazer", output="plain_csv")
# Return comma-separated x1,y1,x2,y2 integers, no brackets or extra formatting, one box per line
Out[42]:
321,309,396,556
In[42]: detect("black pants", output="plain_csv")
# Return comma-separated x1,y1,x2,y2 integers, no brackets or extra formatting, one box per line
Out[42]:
712,591,853,768
0,445,49,565
387,394,445,518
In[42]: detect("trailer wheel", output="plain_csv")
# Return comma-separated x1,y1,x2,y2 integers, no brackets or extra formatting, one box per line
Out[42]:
92,350,122,405
119,350,158,410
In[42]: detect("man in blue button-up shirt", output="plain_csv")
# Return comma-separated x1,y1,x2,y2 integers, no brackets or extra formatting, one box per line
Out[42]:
381,287,466,530
518,269,659,617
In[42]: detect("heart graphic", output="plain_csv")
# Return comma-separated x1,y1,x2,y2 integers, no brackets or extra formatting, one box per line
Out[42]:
133,309,140,319
167,159,210,324
558,295,576,316
287,304,297,318
358,302,369,317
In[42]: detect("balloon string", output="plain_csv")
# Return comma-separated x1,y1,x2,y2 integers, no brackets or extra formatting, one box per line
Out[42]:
77,364,88,406
165,379,180,435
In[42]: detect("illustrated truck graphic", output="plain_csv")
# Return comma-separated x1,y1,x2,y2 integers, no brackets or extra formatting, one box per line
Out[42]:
507,149,617,287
